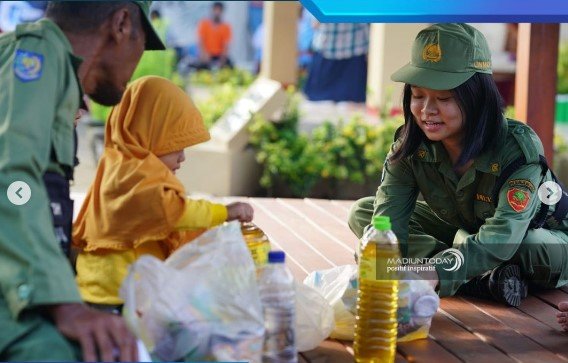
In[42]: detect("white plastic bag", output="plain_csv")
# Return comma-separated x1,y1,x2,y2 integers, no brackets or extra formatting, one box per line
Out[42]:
295,282,335,351
304,265,439,342
303,265,358,340
120,222,264,362
396,273,440,342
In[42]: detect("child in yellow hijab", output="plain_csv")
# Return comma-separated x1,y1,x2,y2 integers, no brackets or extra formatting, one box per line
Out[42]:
73,76,253,307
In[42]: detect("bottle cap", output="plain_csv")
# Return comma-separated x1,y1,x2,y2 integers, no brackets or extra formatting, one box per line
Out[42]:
372,215,392,231
268,250,285,263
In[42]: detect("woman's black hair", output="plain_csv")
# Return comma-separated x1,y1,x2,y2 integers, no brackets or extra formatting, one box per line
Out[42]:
389,72,505,167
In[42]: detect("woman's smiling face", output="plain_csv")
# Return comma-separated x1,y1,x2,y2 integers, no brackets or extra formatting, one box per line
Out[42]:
410,86,464,145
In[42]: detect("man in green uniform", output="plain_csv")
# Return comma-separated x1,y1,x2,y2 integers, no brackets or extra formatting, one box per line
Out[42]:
0,2,165,361
348,23,568,307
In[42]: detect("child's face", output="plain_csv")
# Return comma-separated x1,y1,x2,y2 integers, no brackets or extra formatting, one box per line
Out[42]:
158,150,186,174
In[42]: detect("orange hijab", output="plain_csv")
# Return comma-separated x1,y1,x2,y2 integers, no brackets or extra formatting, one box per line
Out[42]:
73,76,210,254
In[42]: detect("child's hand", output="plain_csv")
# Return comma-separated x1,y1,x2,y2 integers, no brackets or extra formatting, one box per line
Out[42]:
227,202,254,222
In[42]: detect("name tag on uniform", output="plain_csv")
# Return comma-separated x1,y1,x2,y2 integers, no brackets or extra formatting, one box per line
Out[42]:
14,49,43,82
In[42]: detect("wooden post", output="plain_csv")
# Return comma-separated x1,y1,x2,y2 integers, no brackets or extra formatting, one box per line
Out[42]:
514,23,559,163
260,2,298,86
366,24,426,113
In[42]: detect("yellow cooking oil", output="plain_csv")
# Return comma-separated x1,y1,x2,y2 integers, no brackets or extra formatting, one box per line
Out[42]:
354,215,400,363
241,222,271,268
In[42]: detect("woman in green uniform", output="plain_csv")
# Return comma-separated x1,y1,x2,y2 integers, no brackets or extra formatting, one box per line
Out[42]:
348,23,568,307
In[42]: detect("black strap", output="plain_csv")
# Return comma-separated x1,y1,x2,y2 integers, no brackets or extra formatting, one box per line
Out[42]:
490,154,568,229
545,156,568,227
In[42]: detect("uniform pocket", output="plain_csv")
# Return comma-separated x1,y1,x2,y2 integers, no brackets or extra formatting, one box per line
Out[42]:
423,190,457,221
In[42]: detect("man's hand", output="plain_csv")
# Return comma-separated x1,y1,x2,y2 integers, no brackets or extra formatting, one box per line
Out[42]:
226,202,254,223
48,303,137,362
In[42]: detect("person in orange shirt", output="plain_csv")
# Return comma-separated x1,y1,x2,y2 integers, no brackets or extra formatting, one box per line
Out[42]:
73,76,253,310
197,1,232,69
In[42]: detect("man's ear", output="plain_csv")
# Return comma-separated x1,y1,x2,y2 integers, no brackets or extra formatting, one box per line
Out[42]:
108,6,134,45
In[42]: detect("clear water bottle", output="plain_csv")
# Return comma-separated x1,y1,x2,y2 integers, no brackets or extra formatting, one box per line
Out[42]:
258,251,297,363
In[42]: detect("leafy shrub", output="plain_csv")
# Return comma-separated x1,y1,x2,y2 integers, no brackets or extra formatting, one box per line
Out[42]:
195,84,244,128
190,68,255,88
249,91,404,197
558,42,568,94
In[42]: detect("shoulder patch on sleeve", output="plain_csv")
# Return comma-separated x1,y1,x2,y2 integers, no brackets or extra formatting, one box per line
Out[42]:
508,179,535,193
507,188,531,212
14,49,43,82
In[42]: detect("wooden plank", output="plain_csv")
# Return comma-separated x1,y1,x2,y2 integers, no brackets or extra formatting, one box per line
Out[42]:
533,289,568,309
440,297,564,363
397,338,461,363
244,197,307,279
278,198,357,255
306,198,353,223
331,200,355,212
465,296,568,361
249,198,335,277
300,339,355,363
251,198,354,268
303,340,407,363
395,352,409,363
517,295,567,332
428,313,515,363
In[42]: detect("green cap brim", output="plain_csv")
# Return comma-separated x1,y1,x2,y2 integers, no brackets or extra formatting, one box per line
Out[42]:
133,1,166,50
391,63,476,90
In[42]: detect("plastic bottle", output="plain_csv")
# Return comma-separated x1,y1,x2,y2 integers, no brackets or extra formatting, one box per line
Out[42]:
241,222,271,268
258,251,297,363
354,216,400,363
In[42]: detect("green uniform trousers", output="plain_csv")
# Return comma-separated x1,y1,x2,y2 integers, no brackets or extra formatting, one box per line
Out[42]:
349,197,568,290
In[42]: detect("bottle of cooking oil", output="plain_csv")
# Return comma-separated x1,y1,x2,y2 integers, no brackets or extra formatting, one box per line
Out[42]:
241,222,271,268
354,215,400,363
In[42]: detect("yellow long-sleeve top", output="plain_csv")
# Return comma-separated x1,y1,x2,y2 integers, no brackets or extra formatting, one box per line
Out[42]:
72,77,221,305
76,199,227,305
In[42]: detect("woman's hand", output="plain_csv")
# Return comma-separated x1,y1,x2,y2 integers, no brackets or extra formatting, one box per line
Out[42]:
226,202,254,223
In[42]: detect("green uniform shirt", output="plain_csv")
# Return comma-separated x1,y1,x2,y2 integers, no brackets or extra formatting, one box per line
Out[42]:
0,19,82,322
375,119,568,296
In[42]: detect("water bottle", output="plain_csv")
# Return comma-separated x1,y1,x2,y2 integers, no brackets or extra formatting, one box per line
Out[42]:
241,222,271,268
258,251,297,363
354,216,400,363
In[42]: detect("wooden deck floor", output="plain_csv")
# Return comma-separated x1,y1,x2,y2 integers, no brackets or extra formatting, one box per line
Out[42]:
70,193,568,362
221,197,568,363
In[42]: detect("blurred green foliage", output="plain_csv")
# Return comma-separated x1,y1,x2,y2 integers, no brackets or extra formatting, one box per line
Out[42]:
190,68,255,87
249,90,404,197
558,42,568,94
195,84,244,128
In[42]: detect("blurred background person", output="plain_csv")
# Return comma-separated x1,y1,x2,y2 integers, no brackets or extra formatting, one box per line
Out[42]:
0,1,46,33
303,23,370,103
197,1,232,70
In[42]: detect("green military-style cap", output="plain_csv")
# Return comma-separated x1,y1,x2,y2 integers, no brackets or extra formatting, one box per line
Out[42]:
391,23,492,90
133,1,165,50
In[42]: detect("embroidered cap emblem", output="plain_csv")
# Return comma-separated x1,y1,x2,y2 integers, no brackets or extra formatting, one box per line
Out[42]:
422,44,442,62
